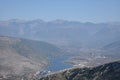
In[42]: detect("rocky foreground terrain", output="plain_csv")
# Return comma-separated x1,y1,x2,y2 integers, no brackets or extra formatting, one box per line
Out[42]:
38,60,120,80
0,55,120,80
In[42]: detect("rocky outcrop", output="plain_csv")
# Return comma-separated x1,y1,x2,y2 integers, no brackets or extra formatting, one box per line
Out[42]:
39,61,120,80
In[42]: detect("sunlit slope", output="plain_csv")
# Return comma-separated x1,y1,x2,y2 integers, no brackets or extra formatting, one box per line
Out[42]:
0,36,63,75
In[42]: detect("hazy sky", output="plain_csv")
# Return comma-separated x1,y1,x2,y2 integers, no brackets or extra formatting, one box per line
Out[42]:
0,0,120,22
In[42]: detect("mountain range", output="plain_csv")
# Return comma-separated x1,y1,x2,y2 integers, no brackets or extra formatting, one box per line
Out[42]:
0,19,120,80
0,19,120,48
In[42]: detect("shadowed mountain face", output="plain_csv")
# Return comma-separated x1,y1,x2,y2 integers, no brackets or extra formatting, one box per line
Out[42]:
0,36,63,75
103,40,120,51
102,40,120,59
39,61,120,80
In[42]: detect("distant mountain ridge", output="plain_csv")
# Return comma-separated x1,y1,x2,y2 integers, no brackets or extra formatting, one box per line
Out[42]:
0,19,120,48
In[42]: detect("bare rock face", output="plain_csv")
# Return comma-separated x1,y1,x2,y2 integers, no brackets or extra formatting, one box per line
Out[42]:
39,61,120,80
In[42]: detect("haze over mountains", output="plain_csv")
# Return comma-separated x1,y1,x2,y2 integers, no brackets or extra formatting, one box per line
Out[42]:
0,19,120,48
0,19,120,79
0,19,120,57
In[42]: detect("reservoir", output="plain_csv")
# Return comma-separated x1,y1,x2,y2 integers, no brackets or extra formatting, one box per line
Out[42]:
45,56,72,71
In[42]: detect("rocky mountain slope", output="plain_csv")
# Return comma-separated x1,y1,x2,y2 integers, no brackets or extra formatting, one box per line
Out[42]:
39,61,120,80
0,36,63,76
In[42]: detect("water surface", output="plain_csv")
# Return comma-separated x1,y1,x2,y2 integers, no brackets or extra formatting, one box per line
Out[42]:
45,56,72,71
